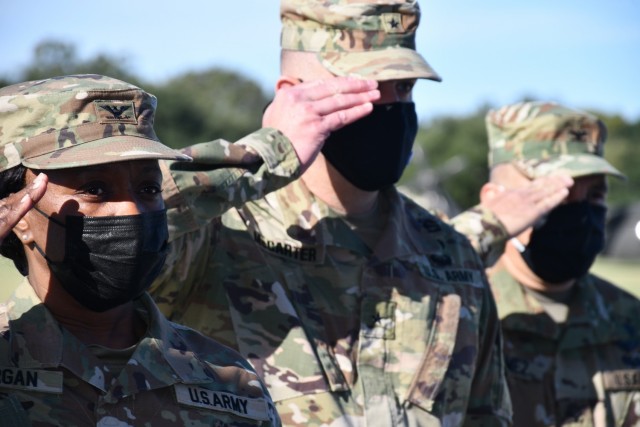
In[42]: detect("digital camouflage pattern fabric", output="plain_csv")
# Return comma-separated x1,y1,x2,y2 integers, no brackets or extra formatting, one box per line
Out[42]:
0,280,279,426
486,101,624,180
281,0,441,81
396,187,511,267
162,127,301,239
0,73,306,426
446,205,509,267
483,101,640,426
0,74,190,172
151,175,513,426
486,263,640,427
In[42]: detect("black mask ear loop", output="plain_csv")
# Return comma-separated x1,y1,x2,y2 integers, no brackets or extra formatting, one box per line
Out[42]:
32,206,66,227
29,206,66,263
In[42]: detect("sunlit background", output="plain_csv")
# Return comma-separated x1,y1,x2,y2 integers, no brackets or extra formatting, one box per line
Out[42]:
1,0,638,297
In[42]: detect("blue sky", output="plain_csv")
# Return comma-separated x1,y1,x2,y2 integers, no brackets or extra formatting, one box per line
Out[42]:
1,1,639,122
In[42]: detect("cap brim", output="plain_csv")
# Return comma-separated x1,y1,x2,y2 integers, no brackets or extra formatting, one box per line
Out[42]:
318,47,442,82
516,154,626,180
22,136,192,170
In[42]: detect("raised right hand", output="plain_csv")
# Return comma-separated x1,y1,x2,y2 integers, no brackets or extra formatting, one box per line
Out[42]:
0,173,47,244
263,76,380,172
482,173,574,237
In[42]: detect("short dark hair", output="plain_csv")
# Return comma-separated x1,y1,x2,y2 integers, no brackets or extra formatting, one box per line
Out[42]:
0,165,28,275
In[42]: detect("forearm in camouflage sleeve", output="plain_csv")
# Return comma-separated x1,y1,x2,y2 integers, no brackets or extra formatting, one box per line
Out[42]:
161,128,300,237
449,205,510,267
463,275,513,427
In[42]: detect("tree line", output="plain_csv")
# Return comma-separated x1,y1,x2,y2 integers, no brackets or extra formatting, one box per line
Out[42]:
3,41,638,213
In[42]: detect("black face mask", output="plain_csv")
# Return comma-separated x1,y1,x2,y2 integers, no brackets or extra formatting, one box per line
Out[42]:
321,102,418,191
34,208,168,312
520,201,606,284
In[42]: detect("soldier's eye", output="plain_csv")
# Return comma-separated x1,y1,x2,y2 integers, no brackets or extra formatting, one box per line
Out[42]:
79,181,107,197
396,80,416,96
140,184,162,195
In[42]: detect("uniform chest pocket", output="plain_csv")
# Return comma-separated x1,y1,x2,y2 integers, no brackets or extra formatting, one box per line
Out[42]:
358,290,463,413
405,293,462,412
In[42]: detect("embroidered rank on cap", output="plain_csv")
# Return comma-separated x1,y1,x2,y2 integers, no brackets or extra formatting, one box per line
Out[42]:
381,13,404,33
174,384,271,421
0,367,63,394
94,100,137,124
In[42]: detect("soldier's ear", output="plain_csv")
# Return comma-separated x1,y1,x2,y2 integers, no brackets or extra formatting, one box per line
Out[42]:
13,217,34,245
275,76,302,92
480,182,505,204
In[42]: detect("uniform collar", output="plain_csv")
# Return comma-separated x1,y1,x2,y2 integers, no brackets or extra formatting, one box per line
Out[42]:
259,181,442,263
371,188,443,262
6,281,217,397
491,268,623,347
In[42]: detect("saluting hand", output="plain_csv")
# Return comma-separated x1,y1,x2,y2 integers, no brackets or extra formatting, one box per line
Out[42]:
0,173,47,244
481,173,575,237
263,76,380,172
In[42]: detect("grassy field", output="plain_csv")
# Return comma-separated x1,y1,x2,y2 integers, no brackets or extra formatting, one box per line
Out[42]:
1,255,637,301
0,257,22,301
590,257,639,296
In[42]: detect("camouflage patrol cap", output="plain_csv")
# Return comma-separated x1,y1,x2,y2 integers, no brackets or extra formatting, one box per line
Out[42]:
0,74,191,173
486,101,625,179
281,0,441,82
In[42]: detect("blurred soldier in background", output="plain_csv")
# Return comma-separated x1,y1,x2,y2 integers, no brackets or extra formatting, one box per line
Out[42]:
476,101,640,427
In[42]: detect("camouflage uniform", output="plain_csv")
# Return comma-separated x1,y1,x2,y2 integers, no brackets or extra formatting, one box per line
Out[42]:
446,205,509,267
0,280,278,426
153,179,511,426
151,3,512,425
0,75,297,426
488,266,640,427
482,101,639,426
285,0,512,265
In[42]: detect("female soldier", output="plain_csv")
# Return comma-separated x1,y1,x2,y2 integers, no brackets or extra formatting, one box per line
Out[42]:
0,74,281,426
0,74,378,425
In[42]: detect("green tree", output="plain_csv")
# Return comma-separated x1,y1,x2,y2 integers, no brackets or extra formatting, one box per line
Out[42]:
597,113,640,208
402,107,491,212
148,70,269,148
19,40,138,84
2,40,269,149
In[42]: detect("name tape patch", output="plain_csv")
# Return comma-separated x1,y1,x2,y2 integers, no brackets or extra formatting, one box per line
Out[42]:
419,264,483,285
174,384,270,421
0,367,63,394
603,370,640,391
254,231,318,262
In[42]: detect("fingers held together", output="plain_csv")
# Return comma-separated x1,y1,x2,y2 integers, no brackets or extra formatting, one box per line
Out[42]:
0,173,48,243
